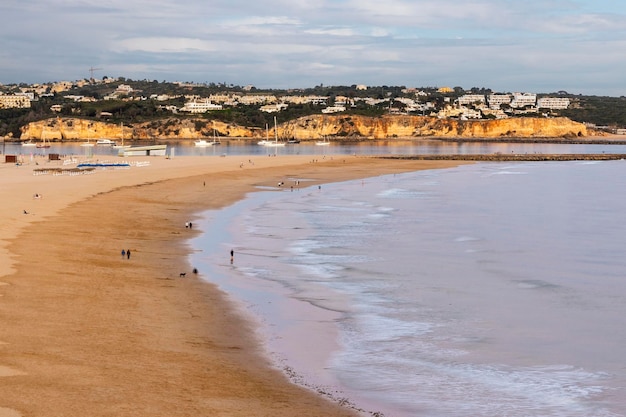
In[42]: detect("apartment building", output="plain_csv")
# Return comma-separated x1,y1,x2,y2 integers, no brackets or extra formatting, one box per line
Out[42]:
238,95,277,105
180,98,223,113
259,103,288,113
510,93,537,108
0,94,31,109
488,94,512,109
282,95,327,105
537,97,570,110
457,94,486,106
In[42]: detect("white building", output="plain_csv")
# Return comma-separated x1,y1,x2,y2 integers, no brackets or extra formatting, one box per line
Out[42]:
238,95,277,105
180,99,223,113
461,108,483,119
0,94,31,109
537,97,570,110
116,84,133,94
457,94,486,106
259,103,288,113
281,95,327,105
321,105,346,114
482,108,509,119
488,94,512,109
510,93,537,108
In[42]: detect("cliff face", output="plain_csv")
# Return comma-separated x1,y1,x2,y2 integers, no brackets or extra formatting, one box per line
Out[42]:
19,115,587,141
283,115,586,139
19,118,253,141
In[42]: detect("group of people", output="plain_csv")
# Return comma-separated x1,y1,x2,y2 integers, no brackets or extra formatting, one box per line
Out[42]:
185,221,193,229
121,249,131,259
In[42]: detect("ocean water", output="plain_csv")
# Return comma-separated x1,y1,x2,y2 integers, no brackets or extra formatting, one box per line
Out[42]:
191,160,626,417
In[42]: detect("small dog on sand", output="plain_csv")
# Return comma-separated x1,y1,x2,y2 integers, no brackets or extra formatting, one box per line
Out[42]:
179,272,186,278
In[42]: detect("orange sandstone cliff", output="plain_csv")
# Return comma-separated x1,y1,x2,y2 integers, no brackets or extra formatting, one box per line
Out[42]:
19,115,588,141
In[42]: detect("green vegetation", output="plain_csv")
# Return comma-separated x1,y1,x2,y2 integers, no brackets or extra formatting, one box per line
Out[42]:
560,96,626,128
2,79,626,139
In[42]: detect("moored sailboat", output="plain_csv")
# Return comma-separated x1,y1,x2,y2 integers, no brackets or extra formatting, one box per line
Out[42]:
195,122,222,146
113,123,131,149
36,128,51,148
264,116,285,147
80,131,94,147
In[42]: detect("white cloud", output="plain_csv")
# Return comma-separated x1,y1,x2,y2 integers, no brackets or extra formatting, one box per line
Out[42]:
1,0,626,95
114,37,218,53
305,27,359,37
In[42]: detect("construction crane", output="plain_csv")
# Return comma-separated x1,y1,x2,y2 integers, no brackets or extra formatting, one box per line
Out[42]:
88,66,102,82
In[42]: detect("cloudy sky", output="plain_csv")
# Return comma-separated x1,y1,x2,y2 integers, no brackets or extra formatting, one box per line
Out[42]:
1,0,625,95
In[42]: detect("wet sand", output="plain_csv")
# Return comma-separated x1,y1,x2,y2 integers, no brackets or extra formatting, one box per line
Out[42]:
0,153,464,416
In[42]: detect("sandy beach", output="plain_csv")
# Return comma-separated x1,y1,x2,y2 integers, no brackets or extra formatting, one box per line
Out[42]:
0,153,464,417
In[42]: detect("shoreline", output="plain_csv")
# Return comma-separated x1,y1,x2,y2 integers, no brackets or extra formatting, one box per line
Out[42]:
0,154,465,416
7,133,626,145
188,193,350,400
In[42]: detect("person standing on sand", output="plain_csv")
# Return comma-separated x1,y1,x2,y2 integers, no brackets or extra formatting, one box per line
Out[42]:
230,249,234,264
127,249,131,259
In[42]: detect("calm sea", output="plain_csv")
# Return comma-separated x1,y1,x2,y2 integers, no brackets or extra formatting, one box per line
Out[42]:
191,160,626,417
4,140,626,158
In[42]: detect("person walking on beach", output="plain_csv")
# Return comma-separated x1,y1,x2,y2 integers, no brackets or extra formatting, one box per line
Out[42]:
230,249,234,264
127,249,131,259
121,249,126,257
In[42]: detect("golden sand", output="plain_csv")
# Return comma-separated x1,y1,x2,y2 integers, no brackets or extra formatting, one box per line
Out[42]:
0,153,464,416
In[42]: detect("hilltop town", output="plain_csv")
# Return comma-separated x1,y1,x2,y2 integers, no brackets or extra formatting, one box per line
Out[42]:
1,77,625,140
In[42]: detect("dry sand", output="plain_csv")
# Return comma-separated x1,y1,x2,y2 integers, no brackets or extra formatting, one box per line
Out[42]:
0,153,464,416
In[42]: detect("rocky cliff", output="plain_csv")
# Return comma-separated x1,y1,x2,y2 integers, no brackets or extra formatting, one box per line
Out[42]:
19,115,588,141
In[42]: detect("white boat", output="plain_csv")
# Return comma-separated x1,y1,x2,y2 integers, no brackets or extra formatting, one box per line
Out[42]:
316,118,331,145
36,135,51,148
113,123,131,149
194,139,211,147
265,141,286,147
195,123,221,146
257,123,272,145
96,139,116,146
264,116,285,147
80,124,94,146
21,140,37,147
36,127,50,148
80,137,94,147
315,136,330,146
